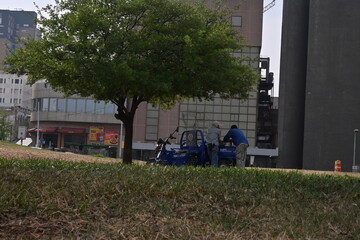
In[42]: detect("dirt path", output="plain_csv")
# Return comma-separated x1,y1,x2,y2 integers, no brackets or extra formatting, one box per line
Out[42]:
1,142,359,177
0,142,120,164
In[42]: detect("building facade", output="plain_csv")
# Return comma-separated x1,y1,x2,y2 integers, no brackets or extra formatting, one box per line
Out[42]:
0,10,38,70
0,10,36,110
0,10,37,140
278,0,360,171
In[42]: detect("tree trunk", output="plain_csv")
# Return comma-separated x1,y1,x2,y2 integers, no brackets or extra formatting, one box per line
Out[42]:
114,97,142,165
122,118,134,164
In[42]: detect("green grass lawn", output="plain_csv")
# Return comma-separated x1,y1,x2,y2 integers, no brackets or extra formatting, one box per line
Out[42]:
1,158,360,239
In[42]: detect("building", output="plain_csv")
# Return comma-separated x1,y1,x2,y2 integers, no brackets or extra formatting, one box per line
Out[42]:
278,0,360,171
0,10,38,70
0,10,37,140
0,10,36,110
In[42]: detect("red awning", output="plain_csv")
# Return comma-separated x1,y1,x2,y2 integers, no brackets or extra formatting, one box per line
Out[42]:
60,128,85,134
27,127,57,133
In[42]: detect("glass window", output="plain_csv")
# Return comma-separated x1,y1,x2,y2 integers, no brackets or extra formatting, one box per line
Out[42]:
33,98,41,111
49,98,57,112
58,99,66,112
76,99,85,113
67,99,76,112
14,98,18,104
0,78,3,83
42,98,49,112
95,101,105,114
15,79,19,84
105,103,115,114
86,99,95,113
14,89,19,94
232,16,242,27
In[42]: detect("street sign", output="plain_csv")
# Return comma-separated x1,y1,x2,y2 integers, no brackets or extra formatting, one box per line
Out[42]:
18,126,26,140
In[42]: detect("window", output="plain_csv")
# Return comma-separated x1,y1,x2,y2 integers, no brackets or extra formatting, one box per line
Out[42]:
58,99,66,112
95,101,105,114
86,99,95,113
232,16,242,27
14,79,19,84
14,89,19,94
0,78,3,83
49,98,57,112
67,99,76,112
23,24,29,27
14,98,18,104
0,88,3,93
42,98,49,112
105,103,115,114
33,98,41,111
76,99,85,113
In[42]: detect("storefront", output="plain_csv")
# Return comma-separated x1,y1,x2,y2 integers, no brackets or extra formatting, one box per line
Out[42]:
27,126,120,158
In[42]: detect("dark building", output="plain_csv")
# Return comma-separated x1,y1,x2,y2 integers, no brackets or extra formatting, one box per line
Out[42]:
278,0,360,171
0,10,37,69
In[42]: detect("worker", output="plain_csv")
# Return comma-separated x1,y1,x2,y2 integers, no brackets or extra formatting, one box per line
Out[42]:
206,121,221,167
223,125,249,168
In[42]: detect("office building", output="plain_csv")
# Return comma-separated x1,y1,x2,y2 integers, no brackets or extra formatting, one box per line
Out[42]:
278,0,360,171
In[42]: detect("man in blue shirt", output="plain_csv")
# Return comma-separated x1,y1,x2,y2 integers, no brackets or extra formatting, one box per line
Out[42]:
223,125,249,168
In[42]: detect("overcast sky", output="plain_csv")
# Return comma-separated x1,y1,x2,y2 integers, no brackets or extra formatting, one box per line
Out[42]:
0,0,283,96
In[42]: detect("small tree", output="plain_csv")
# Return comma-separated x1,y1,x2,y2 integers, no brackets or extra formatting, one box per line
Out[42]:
5,0,258,164
0,110,11,141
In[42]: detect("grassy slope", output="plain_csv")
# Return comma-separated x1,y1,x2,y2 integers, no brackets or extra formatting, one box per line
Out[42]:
1,158,360,240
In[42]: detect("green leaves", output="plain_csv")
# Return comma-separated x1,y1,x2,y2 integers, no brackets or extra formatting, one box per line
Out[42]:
4,0,257,106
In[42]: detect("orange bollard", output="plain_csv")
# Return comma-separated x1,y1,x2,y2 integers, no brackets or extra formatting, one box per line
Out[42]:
334,160,342,172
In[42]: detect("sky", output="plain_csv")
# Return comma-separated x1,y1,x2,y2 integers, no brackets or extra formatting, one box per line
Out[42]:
0,0,283,96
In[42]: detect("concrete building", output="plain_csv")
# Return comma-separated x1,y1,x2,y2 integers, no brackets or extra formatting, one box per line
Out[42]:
0,10,37,140
0,10,38,70
0,10,36,110
278,0,360,172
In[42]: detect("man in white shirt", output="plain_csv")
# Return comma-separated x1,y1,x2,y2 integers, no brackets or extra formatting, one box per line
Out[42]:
206,121,221,167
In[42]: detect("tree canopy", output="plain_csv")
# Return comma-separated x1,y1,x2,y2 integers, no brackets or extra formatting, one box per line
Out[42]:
5,0,258,163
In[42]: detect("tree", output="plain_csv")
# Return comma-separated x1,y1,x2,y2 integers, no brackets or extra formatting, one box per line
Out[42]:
0,110,11,141
4,0,258,164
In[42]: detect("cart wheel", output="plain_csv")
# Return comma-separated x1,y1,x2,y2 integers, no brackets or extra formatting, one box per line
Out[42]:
219,159,232,168
147,158,163,166
188,154,199,166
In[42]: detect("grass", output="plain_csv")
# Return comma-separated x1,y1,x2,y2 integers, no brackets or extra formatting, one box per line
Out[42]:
1,158,360,239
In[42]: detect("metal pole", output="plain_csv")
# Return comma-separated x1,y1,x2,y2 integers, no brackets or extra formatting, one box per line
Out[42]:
118,98,127,159
119,121,123,159
353,129,359,172
36,102,40,148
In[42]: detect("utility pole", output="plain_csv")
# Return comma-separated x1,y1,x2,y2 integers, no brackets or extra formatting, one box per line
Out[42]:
36,102,40,148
